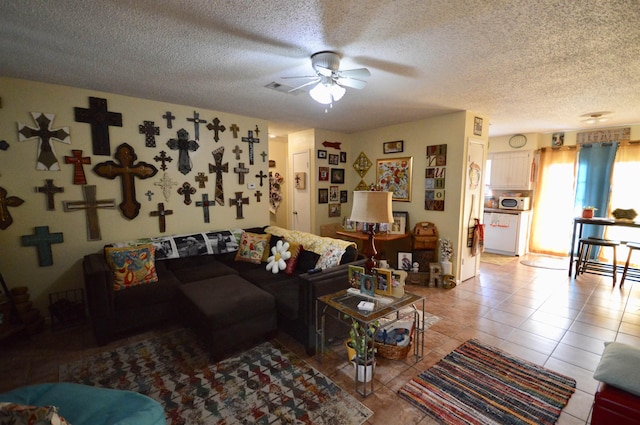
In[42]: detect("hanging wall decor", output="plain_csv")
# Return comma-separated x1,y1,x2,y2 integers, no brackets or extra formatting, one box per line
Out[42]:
154,172,178,202
254,190,262,202
232,145,243,160
64,150,91,185
376,157,413,202
260,151,267,163
354,180,369,191
74,97,122,156
153,150,173,171
229,124,239,138
209,147,228,205
255,170,267,187
353,152,372,178
294,172,306,189
186,111,207,141
150,203,173,233
36,179,64,211
62,185,115,241
21,226,63,266
167,129,199,175
269,171,283,214
322,140,341,150
0,186,24,229
230,191,249,219
162,111,175,128
0,140,9,150
139,120,160,147
195,172,208,189
206,117,226,143
145,190,154,201
241,130,260,165
425,144,446,211
234,162,250,184
318,167,329,181
177,182,196,205
195,193,214,223
18,112,70,170
93,143,158,219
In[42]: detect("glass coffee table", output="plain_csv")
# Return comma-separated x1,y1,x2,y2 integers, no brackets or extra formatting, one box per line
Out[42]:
316,288,425,397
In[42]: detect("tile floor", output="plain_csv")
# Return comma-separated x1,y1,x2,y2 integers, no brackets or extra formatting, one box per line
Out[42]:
2,253,639,425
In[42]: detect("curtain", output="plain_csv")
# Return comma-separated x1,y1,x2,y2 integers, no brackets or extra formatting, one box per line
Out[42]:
529,147,577,255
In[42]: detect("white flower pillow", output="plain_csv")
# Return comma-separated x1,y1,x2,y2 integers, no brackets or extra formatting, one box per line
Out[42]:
266,240,291,274
315,245,345,269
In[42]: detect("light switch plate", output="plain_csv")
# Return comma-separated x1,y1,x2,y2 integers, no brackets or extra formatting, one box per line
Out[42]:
247,183,256,189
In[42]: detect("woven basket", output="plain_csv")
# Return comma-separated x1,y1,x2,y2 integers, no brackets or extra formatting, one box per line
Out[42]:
375,340,411,360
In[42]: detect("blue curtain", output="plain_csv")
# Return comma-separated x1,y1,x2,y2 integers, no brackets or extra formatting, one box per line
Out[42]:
574,142,619,241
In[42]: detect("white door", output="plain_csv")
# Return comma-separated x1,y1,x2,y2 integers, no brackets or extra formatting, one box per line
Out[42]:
460,139,486,281
292,151,310,232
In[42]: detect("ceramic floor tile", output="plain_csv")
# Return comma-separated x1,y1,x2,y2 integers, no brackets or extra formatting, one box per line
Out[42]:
569,321,618,341
518,318,569,341
505,328,558,356
560,331,607,355
551,342,602,372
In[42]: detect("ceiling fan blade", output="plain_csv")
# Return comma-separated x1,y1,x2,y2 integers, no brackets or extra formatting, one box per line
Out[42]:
281,75,318,80
315,65,333,77
337,68,371,79
336,77,367,90
288,79,320,93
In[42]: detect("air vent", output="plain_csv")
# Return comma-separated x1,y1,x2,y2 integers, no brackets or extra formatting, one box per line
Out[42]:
265,81,301,95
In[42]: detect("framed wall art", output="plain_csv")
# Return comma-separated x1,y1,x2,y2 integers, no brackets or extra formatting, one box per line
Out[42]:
376,157,412,201
317,149,327,159
318,167,329,181
328,154,339,165
318,188,328,204
329,185,339,202
340,152,347,163
328,203,341,217
383,140,403,154
330,168,345,184
340,190,348,203
474,117,483,136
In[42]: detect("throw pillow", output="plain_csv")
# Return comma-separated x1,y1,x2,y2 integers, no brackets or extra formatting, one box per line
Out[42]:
315,245,346,269
0,402,70,425
593,341,640,397
234,232,270,264
104,244,158,291
284,242,303,275
296,250,321,272
265,240,291,274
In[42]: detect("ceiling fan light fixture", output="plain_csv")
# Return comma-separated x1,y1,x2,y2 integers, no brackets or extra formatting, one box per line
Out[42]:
309,81,346,105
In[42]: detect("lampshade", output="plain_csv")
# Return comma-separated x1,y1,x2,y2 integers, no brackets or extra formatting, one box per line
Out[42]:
350,191,394,224
309,80,346,105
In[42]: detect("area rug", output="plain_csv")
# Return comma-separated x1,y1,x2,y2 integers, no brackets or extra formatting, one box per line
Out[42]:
479,252,518,266
60,329,373,425
520,255,569,270
398,339,576,425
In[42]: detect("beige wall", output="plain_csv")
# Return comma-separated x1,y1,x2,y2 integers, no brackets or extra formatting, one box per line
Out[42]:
268,137,288,228
0,77,269,313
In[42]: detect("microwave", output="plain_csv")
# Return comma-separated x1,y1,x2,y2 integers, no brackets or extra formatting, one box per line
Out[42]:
499,196,530,210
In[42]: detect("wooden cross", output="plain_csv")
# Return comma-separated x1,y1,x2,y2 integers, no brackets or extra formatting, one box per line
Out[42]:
64,149,91,185
254,125,260,137
195,172,208,188
177,182,196,205
139,120,160,147
20,226,63,267
195,193,214,223
150,202,173,233
254,190,262,202
0,186,24,230
229,124,239,138
145,190,154,201
234,162,250,185
255,170,267,187
62,185,115,241
260,151,268,163
74,97,122,156
167,128,199,175
36,179,64,211
232,145,243,160
241,130,260,165
187,110,207,141
153,150,173,171
18,112,70,170
230,191,249,219
154,172,178,202
162,111,175,128
206,117,226,143
93,143,158,219
208,147,228,205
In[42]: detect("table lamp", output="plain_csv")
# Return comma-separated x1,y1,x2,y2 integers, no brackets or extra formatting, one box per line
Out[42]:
349,191,394,273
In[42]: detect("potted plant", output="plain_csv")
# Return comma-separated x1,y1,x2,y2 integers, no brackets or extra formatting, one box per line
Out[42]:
439,238,453,275
582,206,597,218
345,317,377,382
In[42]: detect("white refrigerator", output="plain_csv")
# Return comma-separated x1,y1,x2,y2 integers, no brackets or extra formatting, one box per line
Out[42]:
483,210,531,256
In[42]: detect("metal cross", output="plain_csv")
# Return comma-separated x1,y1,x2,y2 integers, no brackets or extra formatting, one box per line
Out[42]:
138,120,160,147
234,162,250,185
195,172,208,188
187,110,207,141
36,179,64,211
254,125,260,137
229,124,239,138
241,130,260,165
62,185,116,241
167,128,199,174
18,112,70,170
0,186,24,230
153,150,173,171
20,226,63,267
195,193,214,223
145,190,154,201
150,202,173,233
162,111,175,128
254,190,262,202
260,151,268,163
206,117,226,143
177,182,197,205
208,147,228,205
232,145,243,160
64,149,91,185
230,191,249,219
255,170,267,187
74,96,122,156
154,172,178,202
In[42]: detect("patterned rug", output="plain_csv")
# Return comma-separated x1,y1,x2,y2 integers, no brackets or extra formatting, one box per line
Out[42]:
398,339,576,425
60,329,373,425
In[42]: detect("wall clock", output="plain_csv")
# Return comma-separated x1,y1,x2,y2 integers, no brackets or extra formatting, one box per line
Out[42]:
509,134,527,149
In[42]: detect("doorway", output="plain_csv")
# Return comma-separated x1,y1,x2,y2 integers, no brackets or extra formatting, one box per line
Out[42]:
292,151,311,232
460,138,486,281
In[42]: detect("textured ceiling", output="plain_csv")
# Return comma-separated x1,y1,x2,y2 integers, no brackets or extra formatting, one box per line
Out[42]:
2,0,640,138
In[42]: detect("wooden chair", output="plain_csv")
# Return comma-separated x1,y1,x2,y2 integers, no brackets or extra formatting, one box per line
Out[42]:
575,238,619,285
620,242,640,286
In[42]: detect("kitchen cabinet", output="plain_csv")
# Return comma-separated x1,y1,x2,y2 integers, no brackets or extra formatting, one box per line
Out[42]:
489,151,535,190
483,210,530,256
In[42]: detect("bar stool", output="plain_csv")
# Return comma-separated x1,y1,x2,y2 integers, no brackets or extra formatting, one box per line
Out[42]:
621,242,640,286
575,237,620,285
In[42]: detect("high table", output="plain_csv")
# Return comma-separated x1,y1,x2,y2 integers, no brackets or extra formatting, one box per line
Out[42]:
568,217,640,276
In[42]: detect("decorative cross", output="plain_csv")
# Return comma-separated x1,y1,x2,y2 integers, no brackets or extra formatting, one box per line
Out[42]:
260,151,268,163
208,147,228,205
254,190,262,202
230,191,249,219
0,186,24,230
145,190,154,201
154,172,178,202
0,140,9,150
177,182,197,205
187,110,207,141
150,202,173,233
64,150,91,185
162,111,175,128
93,143,158,220
255,170,267,187
62,185,116,241
74,96,122,156
232,145,243,160
229,124,240,138
36,179,64,211
195,172,208,188
234,162,250,185
254,125,260,137
241,130,260,165
153,150,173,171
195,194,214,223
18,112,70,170
139,120,160,147
206,117,226,143
167,128,199,175
21,226,63,267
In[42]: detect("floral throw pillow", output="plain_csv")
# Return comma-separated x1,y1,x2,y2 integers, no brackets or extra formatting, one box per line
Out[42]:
234,232,270,264
0,402,71,425
315,245,345,270
104,244,158,291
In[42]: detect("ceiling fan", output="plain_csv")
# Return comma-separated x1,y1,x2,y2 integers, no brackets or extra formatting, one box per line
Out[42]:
282,51,371,105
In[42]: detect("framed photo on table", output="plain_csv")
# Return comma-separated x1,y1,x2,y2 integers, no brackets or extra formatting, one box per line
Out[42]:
373,268,393,295
348,265,365,288
376,157,412,201
390,211,408,234
360,274,375,296
398,251,413,271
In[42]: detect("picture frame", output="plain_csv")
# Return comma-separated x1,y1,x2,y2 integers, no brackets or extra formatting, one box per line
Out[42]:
319,166,329,181
317,149,327,159
552,132,565,147
377,222,389,234
328,153,339,165
328,203,341,217
397,251,413,271
389,216,405,234
373,268,393,295
391,211,409,234
340,190,348,203
294,172,306,189
474,116,483,136
329,185,339,202
383,140,404,154
348,265,365,288
343,217,355,231
330,168,345,184
339,151,347,163
318,188,328,204
360,273,375,296
376,157,412,201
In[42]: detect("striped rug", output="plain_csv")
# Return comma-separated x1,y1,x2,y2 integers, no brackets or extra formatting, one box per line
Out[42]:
398,339,576,425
